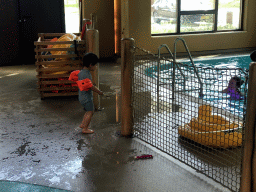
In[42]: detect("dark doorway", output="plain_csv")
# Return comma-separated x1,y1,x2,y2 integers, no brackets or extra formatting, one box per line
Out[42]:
0,0,65,66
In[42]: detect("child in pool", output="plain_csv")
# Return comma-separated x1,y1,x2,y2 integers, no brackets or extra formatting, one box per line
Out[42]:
222,76,244,100
78,53,103,134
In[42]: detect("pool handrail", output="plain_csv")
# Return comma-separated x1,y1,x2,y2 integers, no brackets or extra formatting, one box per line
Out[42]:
157,44,186,83
157,44,186,112
156,39,204,112
174,37,204,98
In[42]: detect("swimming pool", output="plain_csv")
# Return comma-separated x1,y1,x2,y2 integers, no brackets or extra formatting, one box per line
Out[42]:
145,54,250,116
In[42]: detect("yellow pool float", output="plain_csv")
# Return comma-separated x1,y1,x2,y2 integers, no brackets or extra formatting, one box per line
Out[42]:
178,105,243,148
50,33,81,61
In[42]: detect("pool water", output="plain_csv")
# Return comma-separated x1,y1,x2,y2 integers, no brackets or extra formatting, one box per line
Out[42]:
188,54,251,69
193,55,249,116
0,180,70,192
145,55,250,116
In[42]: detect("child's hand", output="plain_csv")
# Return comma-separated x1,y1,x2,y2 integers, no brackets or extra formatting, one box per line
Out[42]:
99,91,103,95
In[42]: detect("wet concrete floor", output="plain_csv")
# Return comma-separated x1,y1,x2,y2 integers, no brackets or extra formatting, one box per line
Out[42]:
0,62,231,191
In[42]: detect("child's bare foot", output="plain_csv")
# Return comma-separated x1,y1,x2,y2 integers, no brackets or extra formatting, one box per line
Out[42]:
82,129,94,134
80,123,91,128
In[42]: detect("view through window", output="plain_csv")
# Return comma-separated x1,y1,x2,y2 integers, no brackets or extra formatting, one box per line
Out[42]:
64,0,79,33
151,0,242,35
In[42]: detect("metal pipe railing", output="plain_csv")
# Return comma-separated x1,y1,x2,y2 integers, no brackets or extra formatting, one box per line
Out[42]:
157,44,186,112
158,44,186,88
174,37,204,98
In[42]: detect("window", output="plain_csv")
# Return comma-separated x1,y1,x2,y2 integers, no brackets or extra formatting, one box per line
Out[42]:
151,0,243,35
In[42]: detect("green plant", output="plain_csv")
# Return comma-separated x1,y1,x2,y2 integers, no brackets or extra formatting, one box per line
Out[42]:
64,4,79,8
219,0,240,8
151,23,176,34
217,23,238,30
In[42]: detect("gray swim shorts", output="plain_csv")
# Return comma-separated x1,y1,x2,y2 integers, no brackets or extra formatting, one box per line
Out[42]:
81,100,94,111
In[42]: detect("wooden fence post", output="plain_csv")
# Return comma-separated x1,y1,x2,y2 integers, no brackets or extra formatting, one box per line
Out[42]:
240,62,256,192
86,29,100,110
121,38,134,136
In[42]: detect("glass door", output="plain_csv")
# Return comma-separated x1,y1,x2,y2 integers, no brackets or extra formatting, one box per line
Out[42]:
64,0,80,33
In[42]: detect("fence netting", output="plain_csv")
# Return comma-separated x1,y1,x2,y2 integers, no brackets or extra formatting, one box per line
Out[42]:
132,46,248,192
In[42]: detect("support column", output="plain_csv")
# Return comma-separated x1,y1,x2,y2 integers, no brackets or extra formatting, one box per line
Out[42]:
121,0,129,39
240,62,256,192
114,0,121,55
121,38,134,136
86,29,100,110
